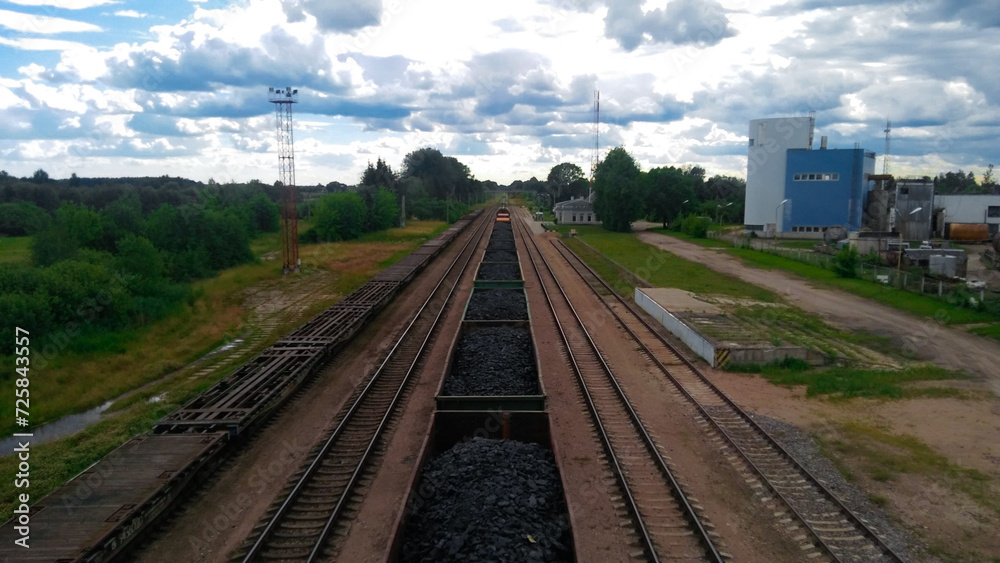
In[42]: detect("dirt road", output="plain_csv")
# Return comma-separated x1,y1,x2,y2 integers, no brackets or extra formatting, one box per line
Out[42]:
635,230,1000,393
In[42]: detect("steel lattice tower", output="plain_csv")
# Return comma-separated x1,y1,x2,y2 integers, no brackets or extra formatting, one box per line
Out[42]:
590,90,599,199
269,87,299,273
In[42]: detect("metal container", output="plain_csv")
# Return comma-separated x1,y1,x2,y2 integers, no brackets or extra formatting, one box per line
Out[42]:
461,287,531,323
435,320,546,412
383,411,575,562
474,260,524,289
947,223,990,241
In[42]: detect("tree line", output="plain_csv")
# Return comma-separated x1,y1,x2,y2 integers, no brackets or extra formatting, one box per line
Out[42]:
510,149,746,235
0,145,488,356
0,178,282,357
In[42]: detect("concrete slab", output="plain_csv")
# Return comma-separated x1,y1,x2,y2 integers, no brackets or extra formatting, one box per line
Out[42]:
640,287,724,315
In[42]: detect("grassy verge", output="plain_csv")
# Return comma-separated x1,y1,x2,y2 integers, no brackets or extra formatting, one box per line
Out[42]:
729,358,965,399
562,225,777,302
726,246,997,326
0,236,31,263
816,422,1000,561
0,221,445,441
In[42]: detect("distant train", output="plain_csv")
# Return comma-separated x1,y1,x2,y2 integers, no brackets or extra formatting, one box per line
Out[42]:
496,207,511,222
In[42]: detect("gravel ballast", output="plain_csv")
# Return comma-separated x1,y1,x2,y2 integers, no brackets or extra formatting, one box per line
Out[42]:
443,326,538,395
465,289,528,321
478,262,521,281
483,249,518,263
718,408,921,561
402,438,572,563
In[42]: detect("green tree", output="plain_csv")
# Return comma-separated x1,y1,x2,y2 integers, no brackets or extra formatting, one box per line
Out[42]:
367,186,400,231
247,193,280,233
593,147,643,232
56,202,104,249
643,166,694,228
115,234,165,280
313,192,366,241
361,158,398,195
0,201,51,236
546,163,588,202
30,227,78,266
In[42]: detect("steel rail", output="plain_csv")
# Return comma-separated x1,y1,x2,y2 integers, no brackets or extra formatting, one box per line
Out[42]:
552,238,906,563
513,214,723,563
241,209,493,562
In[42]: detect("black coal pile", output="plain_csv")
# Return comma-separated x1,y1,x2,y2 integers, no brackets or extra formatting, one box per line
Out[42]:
443,326,538,395
478,262,520,280
483,249,518,263
465,289,528,321
402,438,572,563
487,240,516,252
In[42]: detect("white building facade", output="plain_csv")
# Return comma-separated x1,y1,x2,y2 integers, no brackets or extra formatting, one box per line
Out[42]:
934,194,1000,237
553,197,600,225
744,116,815,234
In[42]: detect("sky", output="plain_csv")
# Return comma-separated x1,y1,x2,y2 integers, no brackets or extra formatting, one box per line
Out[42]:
0,0,998,186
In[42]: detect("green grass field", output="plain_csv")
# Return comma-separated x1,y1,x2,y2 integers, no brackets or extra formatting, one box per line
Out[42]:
0,236,31,263
730,358,966,399
563,225,776,302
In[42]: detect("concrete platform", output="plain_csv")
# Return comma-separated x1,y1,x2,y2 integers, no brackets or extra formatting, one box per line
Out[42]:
635,288,827,368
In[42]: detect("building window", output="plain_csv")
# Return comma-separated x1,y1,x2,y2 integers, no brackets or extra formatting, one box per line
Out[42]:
833,173,839,180
823,174,832,180
989,206,1000,218
587,214,592,222
749,139,755,146
808,174,816,180
572,214,577,222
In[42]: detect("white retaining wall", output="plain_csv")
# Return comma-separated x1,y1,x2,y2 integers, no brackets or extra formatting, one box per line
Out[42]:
634,288,716,365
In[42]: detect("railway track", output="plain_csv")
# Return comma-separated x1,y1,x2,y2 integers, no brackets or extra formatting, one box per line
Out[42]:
234,210,493,562
550,238,907,563
513,214,724,562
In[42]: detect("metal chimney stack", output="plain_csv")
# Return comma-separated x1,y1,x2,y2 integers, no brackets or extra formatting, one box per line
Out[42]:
820,136,828,150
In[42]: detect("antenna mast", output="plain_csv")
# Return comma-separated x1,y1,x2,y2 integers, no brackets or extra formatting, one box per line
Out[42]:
883,118,891,175
269,86,300,274
590,90,599,200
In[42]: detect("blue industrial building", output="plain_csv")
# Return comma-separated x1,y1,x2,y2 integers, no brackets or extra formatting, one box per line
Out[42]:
780,147,876,234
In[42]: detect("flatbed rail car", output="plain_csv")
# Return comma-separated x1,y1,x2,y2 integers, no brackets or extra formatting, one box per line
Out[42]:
0,433,227,563
155,209,482,437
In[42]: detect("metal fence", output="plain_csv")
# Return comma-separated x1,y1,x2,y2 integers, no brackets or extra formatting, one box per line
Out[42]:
708,231,994,306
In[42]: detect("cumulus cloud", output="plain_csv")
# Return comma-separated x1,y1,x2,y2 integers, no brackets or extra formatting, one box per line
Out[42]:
604,0,735,51
282,0,382,32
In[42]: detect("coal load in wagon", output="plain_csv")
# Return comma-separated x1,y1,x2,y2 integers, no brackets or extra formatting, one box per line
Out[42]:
444,326,538,395
487,237,516,251
465,289,528,321
483,249,518,263
477,262,520,281
402,438,571,563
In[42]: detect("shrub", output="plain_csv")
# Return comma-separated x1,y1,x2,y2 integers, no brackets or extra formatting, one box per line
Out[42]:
681,215,712,238
833,245,860,278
